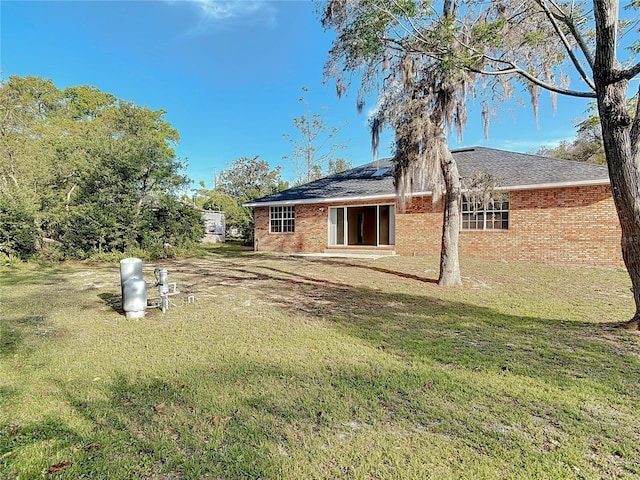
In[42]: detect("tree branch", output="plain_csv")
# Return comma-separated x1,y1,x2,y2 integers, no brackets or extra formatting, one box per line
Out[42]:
373,2,432,48
543,0,571,20
554,3,596,70
616,62,640,82
533,0,596,90
448,33,596,98
65,184,77,211
469,65,597,98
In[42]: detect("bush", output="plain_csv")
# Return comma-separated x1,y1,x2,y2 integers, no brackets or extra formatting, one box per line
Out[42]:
56,196,205,260
0,192,39,259
139,198,205,252
0,252,25,266
34,245,66,263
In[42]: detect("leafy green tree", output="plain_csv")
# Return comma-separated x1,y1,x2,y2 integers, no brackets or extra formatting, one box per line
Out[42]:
319,1,640,326
537,100,637,165
327,158,353,176
0,190,38,259
58,101,195,255
197,190,247,238
0,75,202,259
536,114,606,166
0,75,70,257
139,197,204,254
217,156,287,202
283,87,351,185
0,76,60,197
216,156,287,244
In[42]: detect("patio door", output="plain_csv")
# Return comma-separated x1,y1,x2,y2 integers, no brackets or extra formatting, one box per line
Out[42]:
329,205,395,247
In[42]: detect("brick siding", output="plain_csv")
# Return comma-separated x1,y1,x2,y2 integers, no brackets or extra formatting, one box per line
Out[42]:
253,184,622,267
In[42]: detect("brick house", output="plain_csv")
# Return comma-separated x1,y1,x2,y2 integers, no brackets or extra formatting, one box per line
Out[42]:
244,147,622,266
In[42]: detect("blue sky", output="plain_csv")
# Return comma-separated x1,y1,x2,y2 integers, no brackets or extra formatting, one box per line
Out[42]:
1,0,592,188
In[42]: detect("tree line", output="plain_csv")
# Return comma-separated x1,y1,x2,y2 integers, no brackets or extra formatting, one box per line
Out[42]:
0,76,352,257
193,156,287,245
0,76,203,260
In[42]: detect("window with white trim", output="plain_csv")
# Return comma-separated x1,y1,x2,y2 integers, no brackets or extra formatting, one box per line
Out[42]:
461,194,509,230
270,206,295,233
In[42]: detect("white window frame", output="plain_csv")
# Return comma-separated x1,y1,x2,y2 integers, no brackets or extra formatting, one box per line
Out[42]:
270,206,295,233
461,194,509,231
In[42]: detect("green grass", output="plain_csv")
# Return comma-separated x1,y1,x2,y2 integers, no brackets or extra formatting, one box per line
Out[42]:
1,248,639,479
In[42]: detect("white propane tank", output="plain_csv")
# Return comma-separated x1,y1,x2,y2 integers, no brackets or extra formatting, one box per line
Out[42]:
120,258,146,318
119,258,143,300
123,277,147,319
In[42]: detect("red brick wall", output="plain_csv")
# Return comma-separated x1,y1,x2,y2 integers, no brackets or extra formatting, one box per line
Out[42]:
254,204,327,253
254,199,393,254
461,184,622,266
254,184,623,266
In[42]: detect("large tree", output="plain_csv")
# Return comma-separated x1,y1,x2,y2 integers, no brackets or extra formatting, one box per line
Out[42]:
215,155,288,244
538,99,638,165
0,76,201,258
216,155,287,202
60,101,194,255
319,0,640,327
320,0,500,287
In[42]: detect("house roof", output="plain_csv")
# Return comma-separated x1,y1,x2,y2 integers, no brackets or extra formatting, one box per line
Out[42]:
244,146,610,207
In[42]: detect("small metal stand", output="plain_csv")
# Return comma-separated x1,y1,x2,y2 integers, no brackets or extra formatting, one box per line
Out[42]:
154,268,179,313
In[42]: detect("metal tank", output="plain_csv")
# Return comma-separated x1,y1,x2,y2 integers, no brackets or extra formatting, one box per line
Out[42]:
119,258,146,318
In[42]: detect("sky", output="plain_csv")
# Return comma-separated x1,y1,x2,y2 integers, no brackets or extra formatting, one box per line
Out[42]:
1,0,596,189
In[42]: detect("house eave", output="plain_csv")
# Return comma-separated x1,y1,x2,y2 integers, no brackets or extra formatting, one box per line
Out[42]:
490,178,610,192
243,178,610,208
243,193,398,207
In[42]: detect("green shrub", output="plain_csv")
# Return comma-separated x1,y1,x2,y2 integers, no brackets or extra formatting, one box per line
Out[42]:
0,192,39,259
0,252,25,266
34,245,66,263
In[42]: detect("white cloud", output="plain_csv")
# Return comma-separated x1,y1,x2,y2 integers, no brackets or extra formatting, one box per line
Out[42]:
195,0,268,20
168,0,278,29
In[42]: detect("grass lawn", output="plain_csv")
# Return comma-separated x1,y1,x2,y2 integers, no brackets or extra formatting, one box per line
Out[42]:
1,245,639,479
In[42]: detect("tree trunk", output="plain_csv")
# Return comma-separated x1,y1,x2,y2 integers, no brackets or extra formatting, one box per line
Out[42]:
438,145,463,287
597,80,640,329
594,0,640,329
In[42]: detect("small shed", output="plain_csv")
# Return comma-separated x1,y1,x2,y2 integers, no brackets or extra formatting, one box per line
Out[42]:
201,210,225,243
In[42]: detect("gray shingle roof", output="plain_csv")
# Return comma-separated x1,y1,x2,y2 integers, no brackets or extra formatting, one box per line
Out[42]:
245,146,610,206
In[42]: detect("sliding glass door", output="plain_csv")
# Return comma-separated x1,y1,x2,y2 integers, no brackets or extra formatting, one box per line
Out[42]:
329,205,395,247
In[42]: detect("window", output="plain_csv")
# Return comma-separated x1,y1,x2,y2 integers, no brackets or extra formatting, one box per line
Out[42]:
270,206,295,233
461,194,509,230
371,167,389,177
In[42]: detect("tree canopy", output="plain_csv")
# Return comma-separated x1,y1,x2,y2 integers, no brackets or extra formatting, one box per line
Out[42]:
536,113,607,165
0,75,203,260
